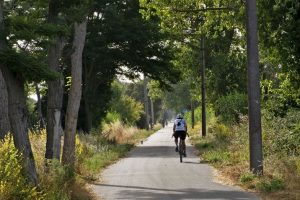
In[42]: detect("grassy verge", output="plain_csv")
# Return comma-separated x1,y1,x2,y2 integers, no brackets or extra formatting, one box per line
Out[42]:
1,123,161,200
188,115,300,200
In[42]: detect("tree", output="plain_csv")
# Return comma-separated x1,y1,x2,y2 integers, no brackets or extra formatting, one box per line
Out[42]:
0,0,61,183
45,0,66,161
80,0,180,131
62,19,87,166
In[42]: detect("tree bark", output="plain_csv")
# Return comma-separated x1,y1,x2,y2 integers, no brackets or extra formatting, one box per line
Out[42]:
45,38,64,160
0,0,10,139
246,0,263,175
1,66,38,185
150,98,154,128
143,77,150,130
83,92,92,132
191,100,194,129
62,20,87,166
35,83,45,130
0,70,10,139
45,0,65,160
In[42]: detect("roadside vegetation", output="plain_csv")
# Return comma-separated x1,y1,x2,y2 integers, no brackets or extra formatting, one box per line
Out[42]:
0,122,161,200
1,0,299,199
186,107,300,200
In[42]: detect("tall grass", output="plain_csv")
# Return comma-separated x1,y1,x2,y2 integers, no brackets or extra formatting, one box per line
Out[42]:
188,108,300,200
1,121,160,199
76,121,161,179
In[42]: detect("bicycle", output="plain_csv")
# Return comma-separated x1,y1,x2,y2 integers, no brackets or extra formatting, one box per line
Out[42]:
178,138,185,163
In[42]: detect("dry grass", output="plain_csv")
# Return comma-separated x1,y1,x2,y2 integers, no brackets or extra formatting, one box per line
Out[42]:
189,120,300,200
102,120,138,144
17,122,160,200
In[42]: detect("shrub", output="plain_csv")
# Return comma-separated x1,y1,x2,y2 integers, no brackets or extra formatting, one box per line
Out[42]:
256,177,285,192
240,172,256,183
102,120,138,144
212,123,231,140
40,160,73,200
214,93,248,124
104,111,121,124
263,109,300,156
0,135,40,200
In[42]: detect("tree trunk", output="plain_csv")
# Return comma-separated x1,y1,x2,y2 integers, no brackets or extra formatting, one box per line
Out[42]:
45,37,65,160
191,100,194,129
35,82,45,130
246,0,263,175
1,66,38,185
1,0,37,185
45,0,65,160
62,20,87,166
0,70,10,139
143,77,150,130
0,0,10,139
150,98,154,128
83,93,92,132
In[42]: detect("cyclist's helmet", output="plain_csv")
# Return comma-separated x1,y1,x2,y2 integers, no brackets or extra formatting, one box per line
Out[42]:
176,114,183,119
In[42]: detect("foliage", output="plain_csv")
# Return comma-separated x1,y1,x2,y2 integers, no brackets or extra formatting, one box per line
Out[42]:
214,93,248,124
256,177,285,192
40,160,73,200
108,81,144,125
75,124,158,179
263,109,300,156
29,131,75,199
0,50,59,82
262,73,300,117
0,135,40,200
189,109,300,199
185,107,202,126
163,81,192,113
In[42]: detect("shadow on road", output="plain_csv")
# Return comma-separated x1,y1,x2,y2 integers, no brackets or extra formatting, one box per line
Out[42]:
93,183,257,200
128,145,199,159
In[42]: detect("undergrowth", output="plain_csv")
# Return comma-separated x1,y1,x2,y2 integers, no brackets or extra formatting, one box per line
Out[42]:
188,109,300,200
1,122,161,199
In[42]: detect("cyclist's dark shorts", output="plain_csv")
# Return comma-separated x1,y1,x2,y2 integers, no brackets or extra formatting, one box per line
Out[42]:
174,131,186,140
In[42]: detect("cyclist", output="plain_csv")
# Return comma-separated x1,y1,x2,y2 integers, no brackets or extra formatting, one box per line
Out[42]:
173,114,188,157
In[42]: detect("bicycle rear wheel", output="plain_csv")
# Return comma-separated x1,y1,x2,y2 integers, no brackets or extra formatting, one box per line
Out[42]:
179,140,183,163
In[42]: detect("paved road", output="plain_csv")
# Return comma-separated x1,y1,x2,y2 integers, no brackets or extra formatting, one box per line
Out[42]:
92,124,259,200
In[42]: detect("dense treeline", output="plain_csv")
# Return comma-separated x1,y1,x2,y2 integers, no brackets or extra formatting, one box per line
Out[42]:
0,0,179,196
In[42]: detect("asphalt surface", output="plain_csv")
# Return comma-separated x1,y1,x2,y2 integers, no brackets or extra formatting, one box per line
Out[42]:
92,124,259,200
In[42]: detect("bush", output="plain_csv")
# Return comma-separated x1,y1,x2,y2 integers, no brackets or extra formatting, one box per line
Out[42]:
0,135,40,200
102,120,138,144
108,81,144,125
240,172,256,183
214,93,248,124
104,111,121,124
212,123,231,140
263,109,300,156
256,177,285,192
41,160,73,200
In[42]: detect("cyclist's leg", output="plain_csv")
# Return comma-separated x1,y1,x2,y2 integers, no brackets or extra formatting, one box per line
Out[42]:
174,132,179,152
181,132,187,156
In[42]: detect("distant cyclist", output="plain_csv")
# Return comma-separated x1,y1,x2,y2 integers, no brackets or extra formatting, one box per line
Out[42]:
173,114,188,157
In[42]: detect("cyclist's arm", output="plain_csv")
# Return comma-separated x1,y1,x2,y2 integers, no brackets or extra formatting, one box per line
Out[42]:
185,122,189,136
